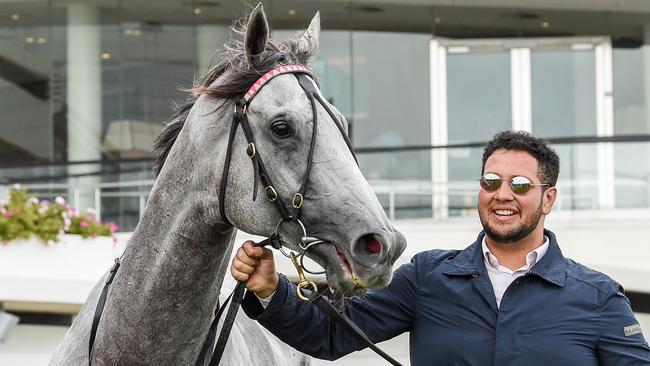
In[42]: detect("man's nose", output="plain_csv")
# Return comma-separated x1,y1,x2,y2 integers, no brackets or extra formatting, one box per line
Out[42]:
494,180,514,200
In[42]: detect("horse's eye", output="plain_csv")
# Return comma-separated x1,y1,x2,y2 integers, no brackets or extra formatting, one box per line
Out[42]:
271,121,292,138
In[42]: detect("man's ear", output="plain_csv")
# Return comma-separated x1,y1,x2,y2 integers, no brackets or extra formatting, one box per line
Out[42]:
542,186,557,215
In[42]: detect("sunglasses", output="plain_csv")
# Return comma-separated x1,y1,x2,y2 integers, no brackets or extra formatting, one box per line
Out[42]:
479,173,549,195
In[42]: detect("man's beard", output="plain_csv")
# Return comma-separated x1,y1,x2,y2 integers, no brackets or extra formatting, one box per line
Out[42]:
479,204,542,244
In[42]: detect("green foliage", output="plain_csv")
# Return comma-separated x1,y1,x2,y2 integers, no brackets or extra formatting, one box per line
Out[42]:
0,186,117,244
68,213,113,239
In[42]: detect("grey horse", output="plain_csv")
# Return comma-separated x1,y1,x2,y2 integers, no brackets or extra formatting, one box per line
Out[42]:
51,5,406,365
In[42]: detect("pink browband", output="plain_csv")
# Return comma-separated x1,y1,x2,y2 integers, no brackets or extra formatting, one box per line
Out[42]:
243,64,313,104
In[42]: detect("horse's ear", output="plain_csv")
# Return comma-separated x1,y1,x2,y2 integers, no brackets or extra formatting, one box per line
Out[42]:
297,11,320,57
245,3,269,67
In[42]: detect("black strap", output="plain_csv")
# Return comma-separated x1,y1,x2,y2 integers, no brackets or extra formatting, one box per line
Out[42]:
308,291,403,366
88,258,121,366
293,75,319,221
207,282,246,366
192,285,240,366
193,294,226,366
201,239,272,366
238,113,293,221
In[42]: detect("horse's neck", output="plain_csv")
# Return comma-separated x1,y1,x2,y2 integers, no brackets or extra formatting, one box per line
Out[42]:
94,180,235,364
125,186,234,297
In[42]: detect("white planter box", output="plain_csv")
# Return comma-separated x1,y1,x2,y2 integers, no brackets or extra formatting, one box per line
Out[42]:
0,235,127,309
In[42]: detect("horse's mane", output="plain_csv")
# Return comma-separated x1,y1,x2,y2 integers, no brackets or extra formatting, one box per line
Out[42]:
152,20,318,176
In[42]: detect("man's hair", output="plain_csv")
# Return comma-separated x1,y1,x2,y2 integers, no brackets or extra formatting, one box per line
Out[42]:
481,130,560,186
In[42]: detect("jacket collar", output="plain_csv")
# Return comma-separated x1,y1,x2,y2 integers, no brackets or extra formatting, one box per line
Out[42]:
441,229,567,287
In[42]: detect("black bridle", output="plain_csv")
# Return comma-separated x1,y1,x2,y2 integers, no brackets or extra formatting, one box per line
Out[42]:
217,66,356,227
88,65,402,366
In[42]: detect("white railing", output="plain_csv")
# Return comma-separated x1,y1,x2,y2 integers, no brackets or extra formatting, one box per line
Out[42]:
14,178,650,225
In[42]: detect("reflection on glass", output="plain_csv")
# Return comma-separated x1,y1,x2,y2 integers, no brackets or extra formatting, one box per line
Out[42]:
447,52,511,143
313,30,352,118
114,23,195,157
614,143,650,208
613,48,650,135
613,49,650,208
446,52,510,216
531,50,596,138
363,150,432,219
552,144,598,210
0,17,51,164
531,50,597,210
447,147,482,217
352,32,431,151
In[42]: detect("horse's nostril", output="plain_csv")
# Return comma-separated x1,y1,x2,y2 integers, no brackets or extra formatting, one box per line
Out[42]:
367,236,381,253
360,234,381,254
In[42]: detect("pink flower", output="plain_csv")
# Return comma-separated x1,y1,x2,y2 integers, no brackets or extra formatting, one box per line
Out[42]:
80,219,89,228
4,210,13,217
55,196,66,205
41,200,50,206
108,222,120,233
70,207,79,216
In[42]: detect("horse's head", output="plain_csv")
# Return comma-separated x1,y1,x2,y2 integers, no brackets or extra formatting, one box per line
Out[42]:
154,4,406,294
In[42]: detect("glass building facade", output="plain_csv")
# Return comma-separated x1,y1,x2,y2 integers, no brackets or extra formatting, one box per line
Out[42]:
1,0,650,230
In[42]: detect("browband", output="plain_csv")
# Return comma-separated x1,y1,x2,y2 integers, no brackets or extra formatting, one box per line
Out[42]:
243,64,314,104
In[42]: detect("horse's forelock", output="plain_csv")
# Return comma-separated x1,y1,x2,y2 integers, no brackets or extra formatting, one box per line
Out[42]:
152,20,317,176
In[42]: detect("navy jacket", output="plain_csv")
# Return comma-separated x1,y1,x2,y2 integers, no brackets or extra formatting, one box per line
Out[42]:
242,229,650,365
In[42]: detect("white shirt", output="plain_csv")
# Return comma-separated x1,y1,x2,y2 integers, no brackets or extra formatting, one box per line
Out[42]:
481,236,549,308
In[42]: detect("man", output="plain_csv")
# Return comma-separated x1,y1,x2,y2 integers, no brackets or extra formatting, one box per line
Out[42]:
231,130,650,365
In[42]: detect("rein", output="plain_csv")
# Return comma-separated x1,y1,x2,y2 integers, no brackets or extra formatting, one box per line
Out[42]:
87,65,402,366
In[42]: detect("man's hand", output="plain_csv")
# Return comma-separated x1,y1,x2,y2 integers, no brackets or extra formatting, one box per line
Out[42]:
230,240,279,298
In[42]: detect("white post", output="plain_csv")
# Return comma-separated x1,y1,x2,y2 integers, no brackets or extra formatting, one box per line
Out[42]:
430,39,449,219
595,40,615,209
94,188,101,220
388,190,395,222
510,48,532,132
644,25,650,135
67,2,102,211
139,193,146,220
643,25,650,207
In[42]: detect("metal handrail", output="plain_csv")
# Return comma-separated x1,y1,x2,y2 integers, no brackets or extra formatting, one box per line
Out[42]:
12,178,650,224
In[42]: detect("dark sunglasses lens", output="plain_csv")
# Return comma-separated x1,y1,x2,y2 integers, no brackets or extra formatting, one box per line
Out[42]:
510,176,533,194
480,174,502,192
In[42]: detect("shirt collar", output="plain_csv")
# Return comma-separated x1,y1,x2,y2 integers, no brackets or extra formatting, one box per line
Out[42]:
481,236,549,271
441,229,567,286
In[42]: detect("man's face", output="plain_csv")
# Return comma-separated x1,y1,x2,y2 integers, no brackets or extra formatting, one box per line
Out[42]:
478,149,556,244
